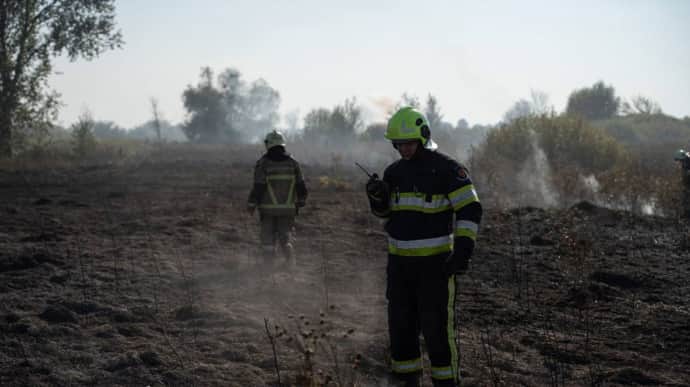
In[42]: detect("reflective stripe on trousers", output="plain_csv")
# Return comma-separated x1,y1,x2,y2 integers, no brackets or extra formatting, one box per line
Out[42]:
391,357,423,373
388,234,453,256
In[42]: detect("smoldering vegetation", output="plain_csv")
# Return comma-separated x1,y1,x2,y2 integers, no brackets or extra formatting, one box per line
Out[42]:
1,136,689,386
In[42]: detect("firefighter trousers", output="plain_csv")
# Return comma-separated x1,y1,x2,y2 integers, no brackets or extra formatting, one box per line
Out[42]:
259,214,295,263
386,255,459,386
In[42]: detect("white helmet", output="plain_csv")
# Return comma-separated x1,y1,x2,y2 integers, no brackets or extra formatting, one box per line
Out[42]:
264,130,286,150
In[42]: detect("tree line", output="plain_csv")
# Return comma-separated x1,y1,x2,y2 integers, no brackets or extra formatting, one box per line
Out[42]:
0,0,122,159
0,1,688,160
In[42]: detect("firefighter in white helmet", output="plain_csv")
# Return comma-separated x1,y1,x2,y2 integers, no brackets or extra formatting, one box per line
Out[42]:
248,130,308,267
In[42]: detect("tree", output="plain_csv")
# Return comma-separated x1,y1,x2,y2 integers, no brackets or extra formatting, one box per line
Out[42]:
182,66,280,143
71,110,96,158
92,120,126,139
303,108,331,137
334,97,363,137
529,89,551,116
566,81,620,120
181,67,228,143
456,118,469,131
503,99,532,123
150,97,162,142
302,98,363,146
621,95,662,116
235,78,280,140
424,94,443,130
503,90,552,123
0,0,123,158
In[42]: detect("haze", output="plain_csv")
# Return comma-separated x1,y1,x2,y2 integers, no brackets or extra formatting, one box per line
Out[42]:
50,0,690,129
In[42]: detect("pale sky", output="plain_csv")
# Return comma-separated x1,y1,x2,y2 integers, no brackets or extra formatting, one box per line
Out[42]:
50,0,690,129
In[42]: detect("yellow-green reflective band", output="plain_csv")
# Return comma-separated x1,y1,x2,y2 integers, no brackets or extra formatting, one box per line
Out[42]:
454,220,478,240
391,192,452,213
447,275,458,382
388,235,453,257
431,366,454,380
265,174,296,206
391,357,423,373
448,185,479,210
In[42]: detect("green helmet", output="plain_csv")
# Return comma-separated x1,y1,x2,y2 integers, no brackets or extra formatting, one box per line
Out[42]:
264,130,286,150
385,107,437,150
674,149,688,161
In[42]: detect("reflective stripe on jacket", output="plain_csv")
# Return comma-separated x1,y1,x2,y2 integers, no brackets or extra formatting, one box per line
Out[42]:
370,148,482,257
248,150,307,216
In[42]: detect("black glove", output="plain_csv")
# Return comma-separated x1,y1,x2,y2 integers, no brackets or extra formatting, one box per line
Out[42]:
366,174,388,202
444,250,471,276
296,200,306,208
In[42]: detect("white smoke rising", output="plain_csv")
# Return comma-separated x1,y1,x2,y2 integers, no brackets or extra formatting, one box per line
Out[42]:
641,200,659,216
581,174,600,193
515,134,559,207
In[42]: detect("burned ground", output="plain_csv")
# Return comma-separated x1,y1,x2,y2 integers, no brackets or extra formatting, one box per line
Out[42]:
1,152,689,386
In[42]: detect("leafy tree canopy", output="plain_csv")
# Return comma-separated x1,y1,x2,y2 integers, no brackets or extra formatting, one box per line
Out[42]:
181,67,280,144
302,98,362,146
0,0,123,158
566,81,620,121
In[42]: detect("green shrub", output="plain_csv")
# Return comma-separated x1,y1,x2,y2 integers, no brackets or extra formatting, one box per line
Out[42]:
71,115,97,159
483,115,627,174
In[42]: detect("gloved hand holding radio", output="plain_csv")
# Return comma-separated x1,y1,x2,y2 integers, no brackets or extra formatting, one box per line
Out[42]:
366,174,389,202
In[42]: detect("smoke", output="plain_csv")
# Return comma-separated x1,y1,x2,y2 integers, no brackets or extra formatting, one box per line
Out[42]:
578,173,664,216
581,174,600,193
369,96,396,121
641,200,659,216
514,133,559,208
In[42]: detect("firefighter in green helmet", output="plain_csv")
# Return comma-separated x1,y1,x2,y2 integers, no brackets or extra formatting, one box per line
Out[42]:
366,107,482,386
247,130,308,267
674,149,690,218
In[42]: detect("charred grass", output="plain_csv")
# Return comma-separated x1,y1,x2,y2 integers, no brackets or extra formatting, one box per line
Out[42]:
1,147,689,386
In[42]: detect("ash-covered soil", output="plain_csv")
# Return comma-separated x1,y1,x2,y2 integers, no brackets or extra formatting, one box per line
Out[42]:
1,154,689,386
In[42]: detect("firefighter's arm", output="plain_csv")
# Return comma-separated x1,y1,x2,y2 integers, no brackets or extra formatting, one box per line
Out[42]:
294,161,308,208
247,160,267,213
367,170,391,218
446,164,482,275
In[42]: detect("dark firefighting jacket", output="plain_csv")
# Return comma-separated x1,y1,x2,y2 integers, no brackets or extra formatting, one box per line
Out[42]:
248,146,308,216
370,149,482,258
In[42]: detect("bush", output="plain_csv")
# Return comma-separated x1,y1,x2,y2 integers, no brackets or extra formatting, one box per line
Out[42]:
470,115,628,208
486,115,626,173
71,115,97,159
